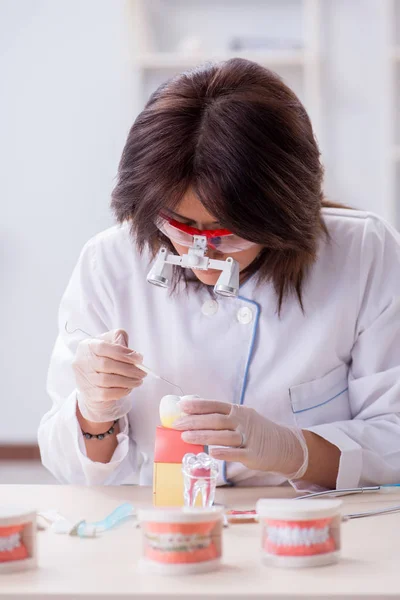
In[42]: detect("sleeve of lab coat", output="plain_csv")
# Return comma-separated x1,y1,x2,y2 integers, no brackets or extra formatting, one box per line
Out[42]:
37,238,138,485
301,216,400,489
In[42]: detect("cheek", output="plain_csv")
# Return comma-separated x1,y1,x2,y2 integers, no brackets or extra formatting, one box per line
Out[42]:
170,241,186,255
234,245,263,269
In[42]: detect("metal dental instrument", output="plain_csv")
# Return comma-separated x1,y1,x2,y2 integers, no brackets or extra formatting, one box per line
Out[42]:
294,486,381,500
64,322,184,394
295,485,400,520
294,484,400,500
344,504,400,520
65,325,93,337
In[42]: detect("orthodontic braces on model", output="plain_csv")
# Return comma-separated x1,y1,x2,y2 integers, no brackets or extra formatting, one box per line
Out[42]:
147,215,243,298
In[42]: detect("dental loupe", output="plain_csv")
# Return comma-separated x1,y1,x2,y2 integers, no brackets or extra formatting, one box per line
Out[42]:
147,235,240,298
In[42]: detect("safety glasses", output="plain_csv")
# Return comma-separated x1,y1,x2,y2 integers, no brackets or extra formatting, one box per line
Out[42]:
156,214,257,254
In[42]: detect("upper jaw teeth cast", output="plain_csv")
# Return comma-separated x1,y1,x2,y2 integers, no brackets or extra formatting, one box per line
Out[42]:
267,525,330,547
0,533,22,553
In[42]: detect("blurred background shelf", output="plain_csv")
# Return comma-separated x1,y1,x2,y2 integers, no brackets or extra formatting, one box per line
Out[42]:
132,0,322,156
135,49,309,69
131,0,400,227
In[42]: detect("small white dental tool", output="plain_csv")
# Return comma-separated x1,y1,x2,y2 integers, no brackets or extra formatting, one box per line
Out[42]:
64,323,184,394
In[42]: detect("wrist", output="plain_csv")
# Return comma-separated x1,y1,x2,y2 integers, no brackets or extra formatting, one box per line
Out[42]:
287,428,309,479
76,405,114,435
296,431,340,488
271,424,308,478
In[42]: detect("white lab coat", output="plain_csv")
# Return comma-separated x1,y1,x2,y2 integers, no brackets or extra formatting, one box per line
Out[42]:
38,208,400,489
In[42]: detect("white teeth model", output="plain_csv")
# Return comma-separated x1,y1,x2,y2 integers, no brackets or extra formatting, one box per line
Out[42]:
159,394,199,429
266,525,330,547
145,532,211,552
0,533,21,553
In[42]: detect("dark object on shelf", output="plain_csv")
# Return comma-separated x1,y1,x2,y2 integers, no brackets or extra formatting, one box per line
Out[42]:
229,36,303,51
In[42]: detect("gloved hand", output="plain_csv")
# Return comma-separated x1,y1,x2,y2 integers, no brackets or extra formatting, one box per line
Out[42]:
174,399,308,480
73,329,146,423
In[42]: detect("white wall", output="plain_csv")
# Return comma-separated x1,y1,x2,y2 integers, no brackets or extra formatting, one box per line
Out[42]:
321,0,389,218
0,0,135,442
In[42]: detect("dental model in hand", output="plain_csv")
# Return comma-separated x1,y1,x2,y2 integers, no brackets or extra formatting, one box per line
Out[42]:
159,394,199,429
182,452,219,508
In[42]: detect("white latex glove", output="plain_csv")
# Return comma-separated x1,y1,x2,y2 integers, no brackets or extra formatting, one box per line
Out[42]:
72,329,146,423
174,399,308,480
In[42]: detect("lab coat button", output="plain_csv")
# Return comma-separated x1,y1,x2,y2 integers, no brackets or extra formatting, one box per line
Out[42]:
237,306,253,325
202,299,219,316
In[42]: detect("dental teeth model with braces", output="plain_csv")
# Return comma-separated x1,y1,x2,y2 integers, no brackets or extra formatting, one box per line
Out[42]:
144,531,211,553
138,506,224,574
0,508,37,573
182,452,219,508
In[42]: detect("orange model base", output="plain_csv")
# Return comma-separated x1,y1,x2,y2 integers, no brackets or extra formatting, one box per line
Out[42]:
153,426,205,507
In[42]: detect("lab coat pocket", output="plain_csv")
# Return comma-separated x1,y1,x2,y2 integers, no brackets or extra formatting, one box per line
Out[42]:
289,364,351,428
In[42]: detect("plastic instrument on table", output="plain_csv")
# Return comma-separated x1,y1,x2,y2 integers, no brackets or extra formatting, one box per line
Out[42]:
37,510,74,534
38,503,136,538
72,503,136,537
65,322,184,394
225,509,258,524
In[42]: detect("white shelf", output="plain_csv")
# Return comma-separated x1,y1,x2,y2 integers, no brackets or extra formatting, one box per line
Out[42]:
131,0,322,155
392,146,400,161
135,50,307,70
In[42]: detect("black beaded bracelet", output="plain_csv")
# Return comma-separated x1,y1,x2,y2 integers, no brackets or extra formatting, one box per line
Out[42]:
81,420,119,440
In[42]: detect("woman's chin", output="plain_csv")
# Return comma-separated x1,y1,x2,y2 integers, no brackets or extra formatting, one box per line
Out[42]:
192,269,221,285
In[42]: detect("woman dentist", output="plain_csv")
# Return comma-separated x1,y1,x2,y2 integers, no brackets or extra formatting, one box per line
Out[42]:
38,59,400,491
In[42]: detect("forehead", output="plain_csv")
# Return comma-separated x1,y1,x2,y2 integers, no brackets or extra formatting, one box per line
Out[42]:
173,188,216,222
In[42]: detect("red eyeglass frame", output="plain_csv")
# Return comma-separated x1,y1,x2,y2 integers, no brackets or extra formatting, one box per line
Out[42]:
161,214,233,240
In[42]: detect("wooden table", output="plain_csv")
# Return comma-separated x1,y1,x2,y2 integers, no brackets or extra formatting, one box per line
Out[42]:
1,485,400,599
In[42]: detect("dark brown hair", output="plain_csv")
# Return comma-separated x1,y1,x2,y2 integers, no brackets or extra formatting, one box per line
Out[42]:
112,58,337,310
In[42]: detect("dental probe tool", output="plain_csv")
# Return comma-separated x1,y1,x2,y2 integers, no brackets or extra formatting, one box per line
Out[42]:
64,322,184,395
344,504,400,520
294,484,400,500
